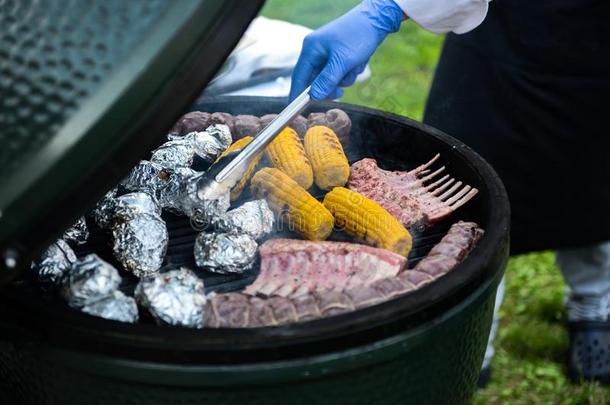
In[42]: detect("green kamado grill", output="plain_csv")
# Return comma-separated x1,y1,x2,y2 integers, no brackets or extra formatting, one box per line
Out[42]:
0,1,510,404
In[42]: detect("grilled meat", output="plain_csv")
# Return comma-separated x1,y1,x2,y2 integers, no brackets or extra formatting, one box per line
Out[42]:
414,220,484,276
243,239,407,299
168,111,212,137
306,109,351,145
348,157,478,229
170,110,340,141
206,222,482,328
233,114,261,139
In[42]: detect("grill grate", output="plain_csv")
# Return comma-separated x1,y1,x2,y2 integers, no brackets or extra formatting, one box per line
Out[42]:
73,130,454,295
74,213,451,296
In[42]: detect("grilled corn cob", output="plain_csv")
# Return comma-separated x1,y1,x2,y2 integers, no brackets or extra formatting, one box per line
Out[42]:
251,168,334,241
217,136,260,201
265,127,313,189
304,126,350,190
323,187,412,256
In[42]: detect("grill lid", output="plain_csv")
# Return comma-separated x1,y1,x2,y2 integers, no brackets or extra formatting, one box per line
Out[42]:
0,0,265,285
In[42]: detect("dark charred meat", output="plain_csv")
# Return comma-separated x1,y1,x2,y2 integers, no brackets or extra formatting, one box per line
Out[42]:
209,112,236,134
168,111,212,137
258,113,277,130
243,239,407,298
259,114,308,137
307,109,351,145
206,222,483,327
233,114,261,139
289,115,308,137
171,111,322,140
414,221,484,277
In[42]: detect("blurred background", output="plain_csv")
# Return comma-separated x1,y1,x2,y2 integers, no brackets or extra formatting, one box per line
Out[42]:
257,1,609,403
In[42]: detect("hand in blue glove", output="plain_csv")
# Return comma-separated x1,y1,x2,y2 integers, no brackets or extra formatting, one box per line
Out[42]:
289,0,405,101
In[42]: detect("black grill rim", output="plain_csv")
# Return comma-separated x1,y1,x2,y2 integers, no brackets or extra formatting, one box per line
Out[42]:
0,98,510,365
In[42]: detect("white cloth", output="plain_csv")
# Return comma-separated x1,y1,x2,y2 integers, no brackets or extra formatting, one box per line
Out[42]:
393,0,491,34
209,16,311,95
209,16,371,97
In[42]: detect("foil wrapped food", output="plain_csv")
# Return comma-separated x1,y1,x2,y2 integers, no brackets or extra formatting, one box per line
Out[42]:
112,213,168,278
194,232,258,274
135,268,206,328
120,160,168,199
63,217,89,246
192,192,231,228
184,124,232,163
31,239,76,289
214,199,274,240
81,290,139,323
157,167,199,215
173,174,230,227
61,254,122,308
150,138,195,170
113,192,161,221
91,188,118,229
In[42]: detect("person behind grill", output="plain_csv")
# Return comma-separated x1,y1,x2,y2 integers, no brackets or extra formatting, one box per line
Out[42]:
289,0,610,385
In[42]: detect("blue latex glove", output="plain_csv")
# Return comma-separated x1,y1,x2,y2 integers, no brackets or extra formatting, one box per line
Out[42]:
289,0,404,101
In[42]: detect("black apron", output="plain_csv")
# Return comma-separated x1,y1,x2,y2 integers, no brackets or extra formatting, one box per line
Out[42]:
424,0,610,255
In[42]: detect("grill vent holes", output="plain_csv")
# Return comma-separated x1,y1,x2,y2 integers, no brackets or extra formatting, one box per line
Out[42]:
0,0,169,176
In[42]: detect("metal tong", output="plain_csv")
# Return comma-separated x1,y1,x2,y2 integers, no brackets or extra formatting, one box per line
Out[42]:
196,87,311,201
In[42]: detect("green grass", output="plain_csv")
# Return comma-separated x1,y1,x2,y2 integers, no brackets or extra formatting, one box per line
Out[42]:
475,253,609,404
261,1,610,403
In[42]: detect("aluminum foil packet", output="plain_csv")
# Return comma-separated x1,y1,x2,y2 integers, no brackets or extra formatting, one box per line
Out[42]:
135,267,206,328
63,216,89,246
150,138,195,170
90,188,118,229
214,199,274,240
157,167,199,215
113,192,161,222
31,239,76,289
174,174,230,227
112,213,168,278
61,254,122,308
184,124,232,163
194,232,258,274
191,192,231,229
81,290,139,323
120,160,169,199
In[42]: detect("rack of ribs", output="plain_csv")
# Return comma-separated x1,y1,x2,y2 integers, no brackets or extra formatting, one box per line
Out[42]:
348,157,479,229
206,221,484,328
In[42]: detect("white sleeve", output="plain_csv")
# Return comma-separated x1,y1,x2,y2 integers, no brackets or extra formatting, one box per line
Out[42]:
393,0,491,34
